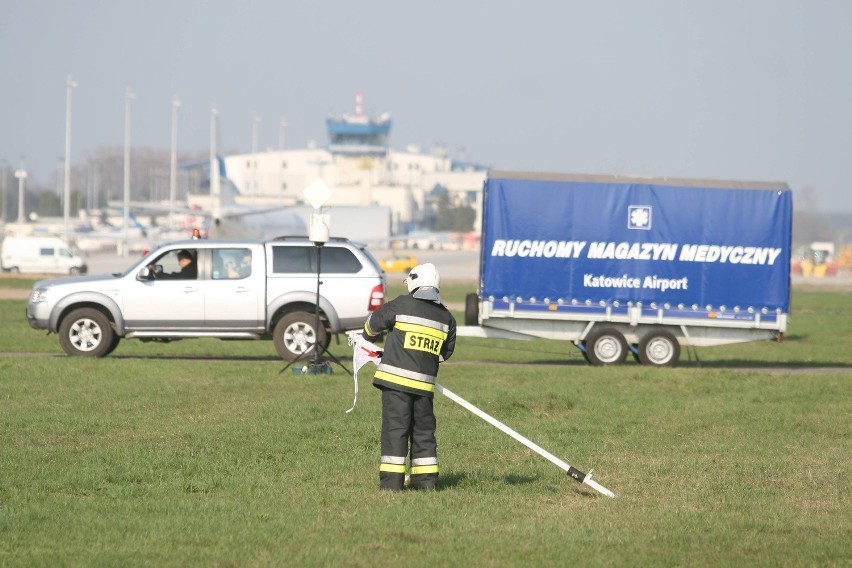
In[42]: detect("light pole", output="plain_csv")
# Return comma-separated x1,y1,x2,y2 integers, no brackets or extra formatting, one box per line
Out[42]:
1,160,7,225
64,74,78,243
170,95,181,229
279,118,287,150
123,86,135,256
252,112,260,154
15,168,27,224
209,104,221,234
251,112,260,197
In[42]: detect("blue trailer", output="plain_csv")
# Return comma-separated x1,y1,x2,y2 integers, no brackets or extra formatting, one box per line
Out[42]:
460,170,793,366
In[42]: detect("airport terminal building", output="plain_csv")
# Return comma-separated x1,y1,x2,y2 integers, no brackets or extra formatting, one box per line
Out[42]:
222,93,486,236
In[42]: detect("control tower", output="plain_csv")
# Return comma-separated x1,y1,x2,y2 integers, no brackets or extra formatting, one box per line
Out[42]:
325,91,391,156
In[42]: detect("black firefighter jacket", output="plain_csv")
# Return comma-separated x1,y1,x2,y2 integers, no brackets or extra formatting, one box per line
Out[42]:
363,293,456,397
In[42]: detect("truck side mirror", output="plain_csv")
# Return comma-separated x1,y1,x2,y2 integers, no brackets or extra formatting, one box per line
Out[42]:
138,265,161,281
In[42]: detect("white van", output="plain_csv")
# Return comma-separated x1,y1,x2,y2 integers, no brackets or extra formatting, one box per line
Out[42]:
1,236,88,275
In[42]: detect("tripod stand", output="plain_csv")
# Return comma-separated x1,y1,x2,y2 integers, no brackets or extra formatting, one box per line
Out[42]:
280,242,351,376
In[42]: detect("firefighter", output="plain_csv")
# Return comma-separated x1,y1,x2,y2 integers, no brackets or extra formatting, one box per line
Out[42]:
362,263,457,491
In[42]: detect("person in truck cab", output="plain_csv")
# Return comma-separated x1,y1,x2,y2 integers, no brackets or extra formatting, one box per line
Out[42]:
148,249,197,280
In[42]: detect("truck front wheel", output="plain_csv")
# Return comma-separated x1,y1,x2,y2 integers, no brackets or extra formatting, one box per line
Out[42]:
585,327,628,366
273,312,328,362
58,308,116,357
638,330,680,367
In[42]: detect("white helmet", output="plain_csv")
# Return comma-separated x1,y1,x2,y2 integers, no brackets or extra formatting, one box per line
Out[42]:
405,262,440,292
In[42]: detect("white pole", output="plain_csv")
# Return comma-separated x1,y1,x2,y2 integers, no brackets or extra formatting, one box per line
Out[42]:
63,74,77,243
1,161,7,225
122,87,134,256
210,104,221,234
435,383,616,498
279,118,287,150
169,95,180,230
252,112,260,154
15,169,27,224
252,112,260,197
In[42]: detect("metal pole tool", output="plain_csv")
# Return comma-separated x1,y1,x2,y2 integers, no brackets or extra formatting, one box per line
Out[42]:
435,383,616,498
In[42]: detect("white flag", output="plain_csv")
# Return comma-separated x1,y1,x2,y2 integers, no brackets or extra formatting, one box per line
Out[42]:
345,332,383,413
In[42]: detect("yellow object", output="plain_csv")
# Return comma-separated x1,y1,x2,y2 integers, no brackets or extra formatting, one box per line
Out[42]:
380,254,419,273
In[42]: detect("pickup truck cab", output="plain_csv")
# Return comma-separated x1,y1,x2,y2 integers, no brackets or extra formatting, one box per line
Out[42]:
27,236,386,360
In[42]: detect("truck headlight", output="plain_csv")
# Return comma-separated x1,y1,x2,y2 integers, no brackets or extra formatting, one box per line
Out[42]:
30,288,49,303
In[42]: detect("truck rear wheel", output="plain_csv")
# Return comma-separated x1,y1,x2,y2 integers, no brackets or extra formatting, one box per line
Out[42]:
58,308,115,357
585,327,628,366
273,312,328,362
638,330,680,367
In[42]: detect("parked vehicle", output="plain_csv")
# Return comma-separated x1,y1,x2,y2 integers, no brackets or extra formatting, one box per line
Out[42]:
26,236,386,359
1,236,87,275
380,254,418,273
460,171,792,366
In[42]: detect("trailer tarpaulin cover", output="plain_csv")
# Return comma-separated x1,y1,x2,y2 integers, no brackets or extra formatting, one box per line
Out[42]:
481,174,792,313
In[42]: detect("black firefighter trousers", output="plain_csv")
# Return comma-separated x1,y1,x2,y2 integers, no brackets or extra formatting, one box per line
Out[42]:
379,388,438,491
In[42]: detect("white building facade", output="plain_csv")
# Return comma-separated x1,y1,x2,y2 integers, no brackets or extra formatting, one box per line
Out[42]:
223,95,486,235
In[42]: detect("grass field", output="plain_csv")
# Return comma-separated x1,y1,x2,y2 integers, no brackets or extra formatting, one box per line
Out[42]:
0,282,849,566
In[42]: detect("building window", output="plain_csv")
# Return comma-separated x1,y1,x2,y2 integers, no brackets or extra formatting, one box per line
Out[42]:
281,161,287,169
281,182,288,190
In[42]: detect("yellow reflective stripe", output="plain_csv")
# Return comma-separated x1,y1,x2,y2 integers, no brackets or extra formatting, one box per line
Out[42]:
380,463,407,474
374,370,435,393
394,321,447,341
404,332,442,355
410,465,439,475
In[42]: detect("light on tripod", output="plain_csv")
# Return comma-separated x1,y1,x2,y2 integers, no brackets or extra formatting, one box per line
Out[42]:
304,178,332,244
309,212,330,244
278,178,351,376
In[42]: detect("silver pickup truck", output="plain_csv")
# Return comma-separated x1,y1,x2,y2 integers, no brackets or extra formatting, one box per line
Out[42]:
26,237,387,359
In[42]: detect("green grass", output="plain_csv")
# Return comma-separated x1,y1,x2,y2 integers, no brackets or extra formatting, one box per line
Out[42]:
0,286,850,566
0,276,38,289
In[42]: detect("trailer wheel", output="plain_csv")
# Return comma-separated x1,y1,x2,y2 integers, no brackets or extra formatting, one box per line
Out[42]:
638,330,680,367
585,327,629,366
273,311,327,362
464,293,479,326
58,307,115,357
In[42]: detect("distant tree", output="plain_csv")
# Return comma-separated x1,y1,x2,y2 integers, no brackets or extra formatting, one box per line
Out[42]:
433,188,452,231
71,190,82,217
450,203,475,232
37,192,61,217
432,185,475,232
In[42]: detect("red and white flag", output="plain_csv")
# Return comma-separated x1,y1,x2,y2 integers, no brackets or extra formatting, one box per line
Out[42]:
345,332,383,413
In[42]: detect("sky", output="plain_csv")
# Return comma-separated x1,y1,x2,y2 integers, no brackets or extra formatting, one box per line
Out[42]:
1,0,851,214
